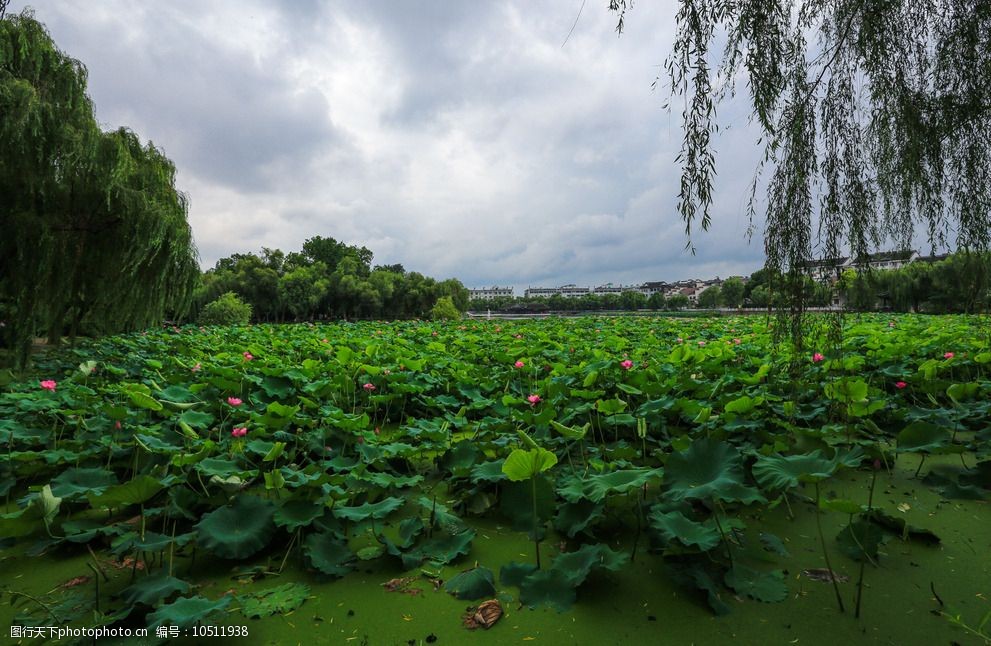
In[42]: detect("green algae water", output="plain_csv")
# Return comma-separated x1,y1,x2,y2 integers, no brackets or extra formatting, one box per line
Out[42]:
2,455,988,645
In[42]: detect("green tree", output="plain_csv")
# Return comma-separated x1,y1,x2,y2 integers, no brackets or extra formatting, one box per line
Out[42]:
667,294,690,310
697,286,721,308
619,290,647,310
719,278,745,309
430,296,461,320
199,292,251,326
646,292,666,310
0,12,198,365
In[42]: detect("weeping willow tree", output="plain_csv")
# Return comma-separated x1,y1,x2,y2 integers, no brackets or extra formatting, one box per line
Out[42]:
610,0,991,352
0,9,198,367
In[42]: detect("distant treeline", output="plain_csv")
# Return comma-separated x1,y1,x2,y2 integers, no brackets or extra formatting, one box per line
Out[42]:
472,252,991,314
192,236,469,322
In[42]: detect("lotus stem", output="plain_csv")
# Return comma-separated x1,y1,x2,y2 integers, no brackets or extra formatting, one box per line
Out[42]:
814,481,845,613
914,454,926,478
711,501,734,569
856,462,880,618
531,475,541,569
86,562,100,613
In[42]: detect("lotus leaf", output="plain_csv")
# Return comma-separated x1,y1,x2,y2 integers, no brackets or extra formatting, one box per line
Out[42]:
724,565,788,603
649,509,722,551
147,595,232,629
119,574,191,607
303,532,355,577
196,496,276,559
444,566,496,600
518,569,577,612
665,438,763,504
88,476,163,508
238,583,310,618
50,468,117,501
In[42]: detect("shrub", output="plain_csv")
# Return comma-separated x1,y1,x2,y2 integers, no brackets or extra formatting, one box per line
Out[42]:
199,292,252,326
430,296,461,320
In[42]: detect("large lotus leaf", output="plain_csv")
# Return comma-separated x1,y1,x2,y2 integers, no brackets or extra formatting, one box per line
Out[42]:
724,395,756,415
896,421,951,453
669,563,730,616
50,468,118,501
444,566,496,600
349,471,423,489
303,532,356,577
724,565,788,603
238,583,310,618
399,528,476,569
518,569,577,612
866,510,941,544
179,410,214,430
649,509,722,551
417,497,467,533
558,468,664,504
553,499,605,538
112,530,175,555
332,497,405,522
550,420,589,440
196,496,275,559
88,476,163,509
119,574,191,606
440,442,481,476
752,451,837,489
836,520,886,562
500,561,538,588
500,477,555,533
664,438,763,504
0,487,61,538
147,595,232,629
551,543,630,587
502,448,558,482
469,460,507,483
595,398,627,415
274,499,326,531
62,519,126,544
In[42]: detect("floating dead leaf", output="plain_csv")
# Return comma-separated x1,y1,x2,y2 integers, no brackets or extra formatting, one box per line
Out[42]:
801,568,848,583
56,576,90,590
897,502,911,513
382,577,417,593
462,599,502,630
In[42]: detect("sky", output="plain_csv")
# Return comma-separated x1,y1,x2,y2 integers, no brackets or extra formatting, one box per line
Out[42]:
12,0,776,291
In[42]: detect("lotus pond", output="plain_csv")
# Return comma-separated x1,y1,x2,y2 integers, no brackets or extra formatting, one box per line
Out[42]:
1,315,989,645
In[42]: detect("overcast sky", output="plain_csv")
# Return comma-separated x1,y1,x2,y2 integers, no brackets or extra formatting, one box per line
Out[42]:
14,1,775,290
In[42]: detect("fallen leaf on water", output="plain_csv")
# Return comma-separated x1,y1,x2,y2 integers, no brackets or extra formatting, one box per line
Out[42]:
897,502,911,513
801,568,849,583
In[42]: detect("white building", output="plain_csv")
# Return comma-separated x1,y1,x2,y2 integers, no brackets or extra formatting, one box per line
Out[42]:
468,286,514,300
523,284,591,298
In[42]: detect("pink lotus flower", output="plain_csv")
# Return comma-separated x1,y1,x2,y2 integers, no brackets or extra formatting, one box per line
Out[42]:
374,427,381,436
243,351,254,361
943,352,954,359
383,368,391,375
231,427,247,438
514,360,525,369
620,360,633,370
733,338,741,345
39,380,57,391
676,337,683,344
363,383,376,391
114,421,122,430
895,381,907,389
697,340,706,347
812,353,825,363
527,394,541,406
515,334,523,339
191,362,201,372
432,331,438,337
227,397,242,406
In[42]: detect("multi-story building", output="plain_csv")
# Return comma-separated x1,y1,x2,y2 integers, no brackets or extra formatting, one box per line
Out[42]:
523,284,591,299
468,286,514,300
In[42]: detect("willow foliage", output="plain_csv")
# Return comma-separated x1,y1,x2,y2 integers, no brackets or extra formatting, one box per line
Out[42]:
611,0,991,346
0,10,198,366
